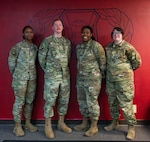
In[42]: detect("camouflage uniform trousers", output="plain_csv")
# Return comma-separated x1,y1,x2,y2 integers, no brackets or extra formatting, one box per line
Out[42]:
44,76,70,118
77,78,101,120
12,79,36,122
106,80,137,125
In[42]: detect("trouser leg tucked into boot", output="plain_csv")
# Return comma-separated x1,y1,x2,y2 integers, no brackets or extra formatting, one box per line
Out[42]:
84,120,98,137
45,118,55,139
126,125,135,140
57,115,72,133
25,119,38,132
104,119,119,131
74,117,89,131
13,122,25,137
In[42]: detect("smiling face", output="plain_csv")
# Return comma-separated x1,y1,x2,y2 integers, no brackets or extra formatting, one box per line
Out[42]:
112,29,123,44
52,20,63,35
81,28,92,43
23,27,34,42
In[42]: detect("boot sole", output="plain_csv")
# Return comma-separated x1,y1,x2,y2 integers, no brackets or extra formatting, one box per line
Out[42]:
74,123,90,131
13,129,25,137
25,127,38,132
104,125,119,131
74,126,89,131
45,130,55,139
126,135,135,141
57,126,72,134
84,131,98,137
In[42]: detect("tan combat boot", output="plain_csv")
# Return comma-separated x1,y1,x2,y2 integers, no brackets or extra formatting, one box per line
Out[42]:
45,118,55,139
126,125,135,140
84,120,98,137
13,122,25,137
104,119,119,131
74,117,89,131
25,118,38,132
57,115,72,133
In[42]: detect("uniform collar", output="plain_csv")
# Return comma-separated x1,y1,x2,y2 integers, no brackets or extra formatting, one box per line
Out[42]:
81,39,93,47
23,40,33,46
112,40,124,47
53,35,64,42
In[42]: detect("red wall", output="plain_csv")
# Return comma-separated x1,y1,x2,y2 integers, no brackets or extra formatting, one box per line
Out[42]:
0,0,150,121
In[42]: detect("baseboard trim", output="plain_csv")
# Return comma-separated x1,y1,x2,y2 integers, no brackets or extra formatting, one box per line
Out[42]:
0,120,150,125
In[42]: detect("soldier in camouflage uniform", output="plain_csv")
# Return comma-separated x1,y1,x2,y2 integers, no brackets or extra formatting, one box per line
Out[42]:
38,19,72,139
104,27,142,140
74,26,106,137
8,26,38,137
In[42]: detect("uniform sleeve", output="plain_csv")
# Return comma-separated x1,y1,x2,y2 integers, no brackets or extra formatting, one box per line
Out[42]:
76,45,79,59
34,45,38,58
126,44,142,70
8,46,19,74
94,42,106,78
67,40,71,63
38,39,49,71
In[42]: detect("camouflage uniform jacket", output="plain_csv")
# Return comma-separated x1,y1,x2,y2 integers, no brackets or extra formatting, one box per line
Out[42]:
38,35,71,79
105,40,142,82
8,40,37,80
76,39,106,80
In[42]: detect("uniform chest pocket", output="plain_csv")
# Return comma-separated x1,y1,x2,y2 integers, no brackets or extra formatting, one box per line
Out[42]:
47,48,57,58
112,49,127,61
83,48,96,62
117,49,127,61
78,49,95,61
18,48,28,61
87,51,95,61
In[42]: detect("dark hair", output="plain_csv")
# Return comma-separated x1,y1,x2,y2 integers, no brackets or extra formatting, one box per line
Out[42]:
111,27,124,38
81,25,95,40
52,18,64,26
22,25,34,39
